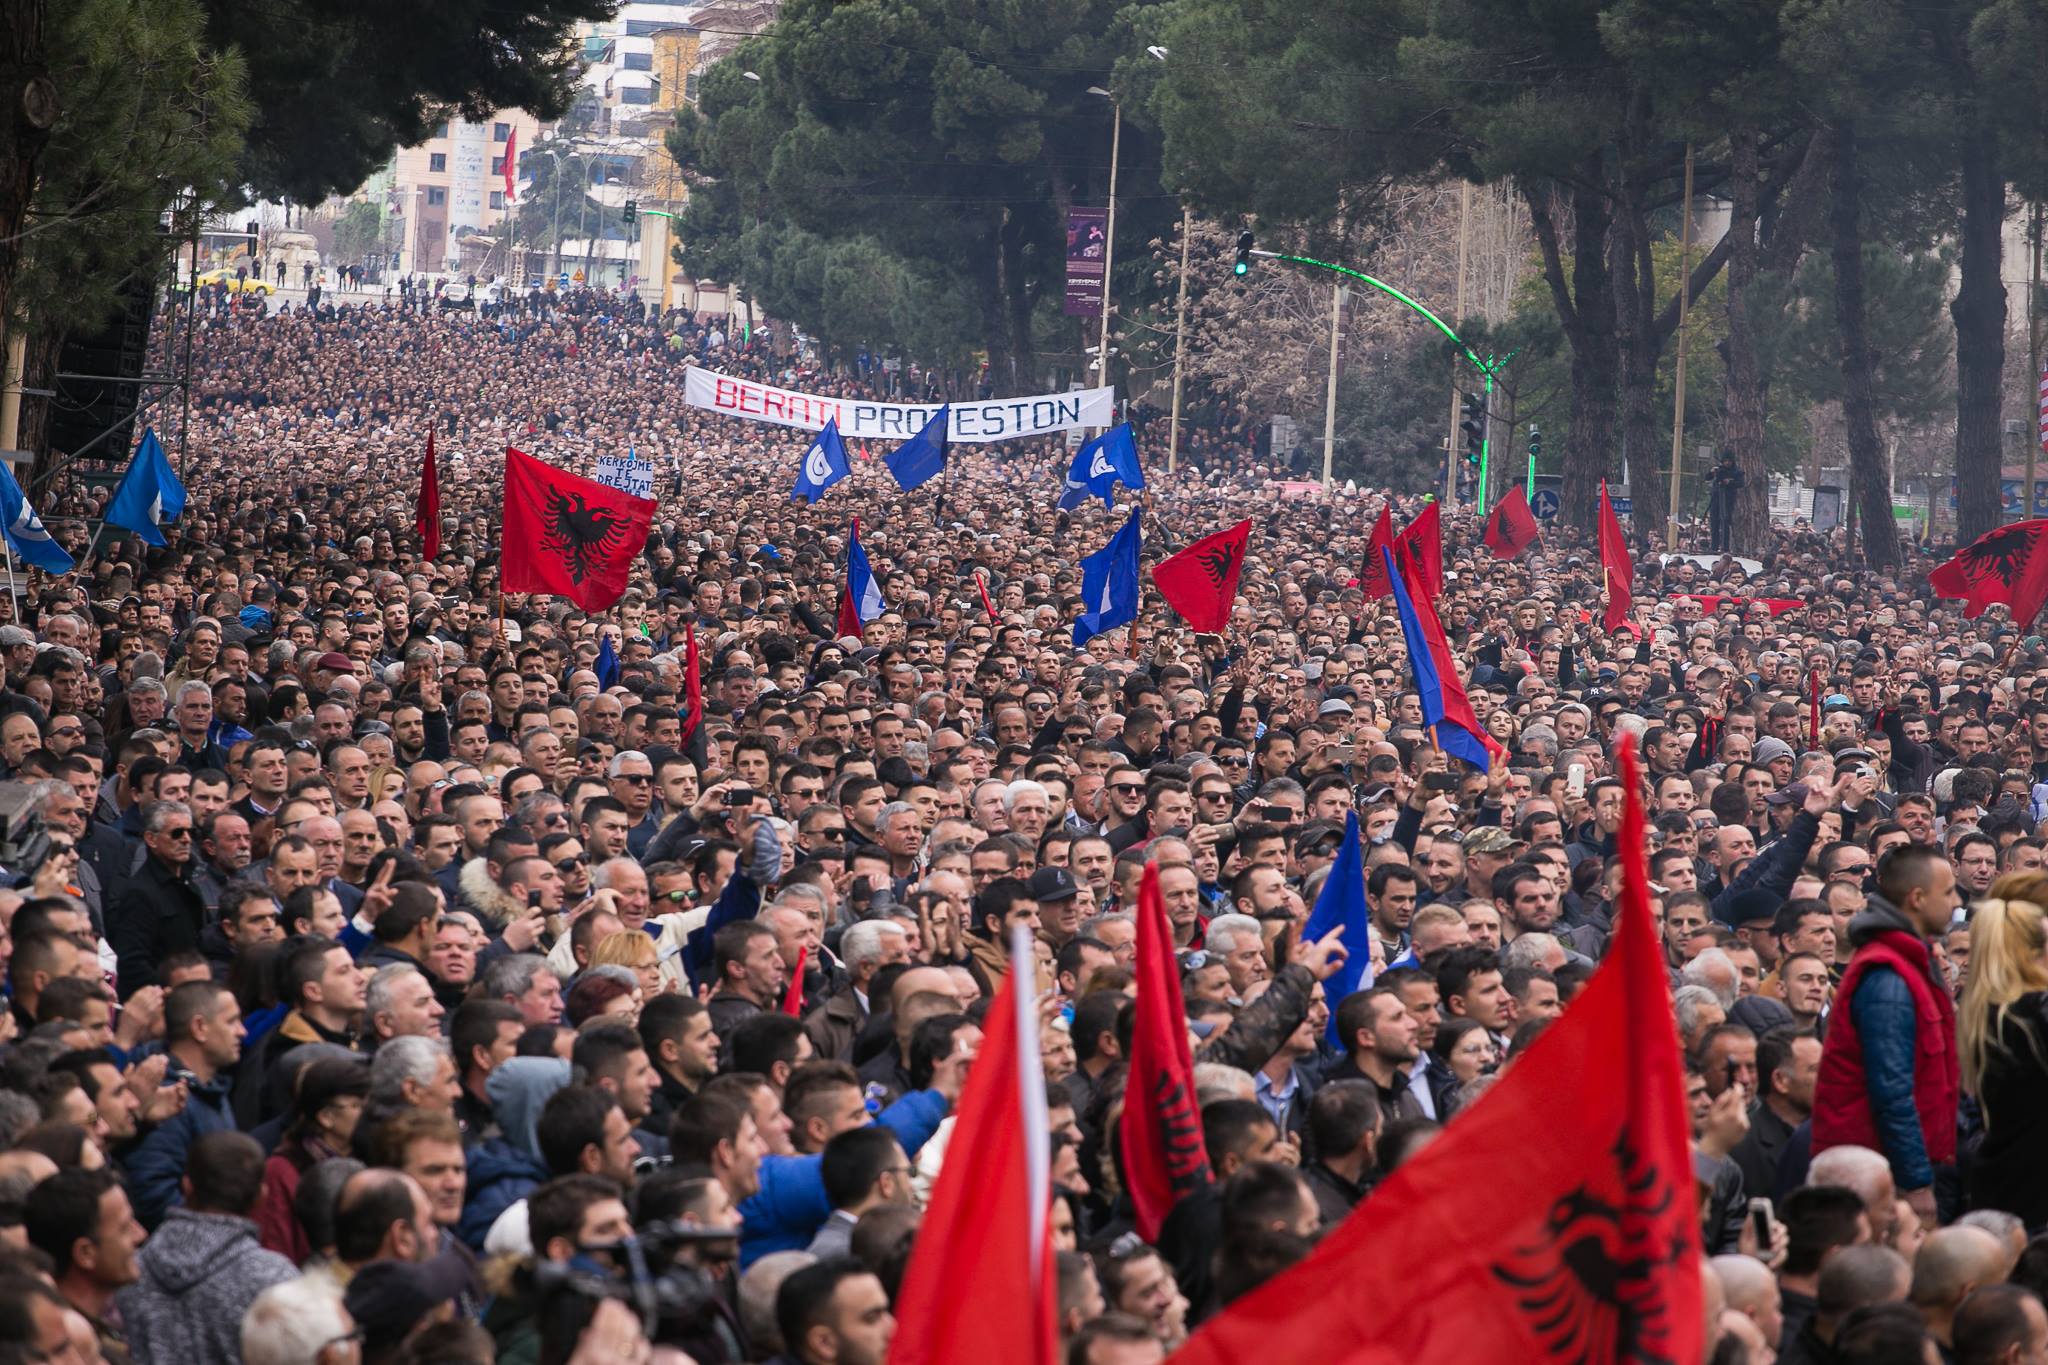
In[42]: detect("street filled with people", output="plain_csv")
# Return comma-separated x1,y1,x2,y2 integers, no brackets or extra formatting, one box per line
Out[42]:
0,285,2043,1365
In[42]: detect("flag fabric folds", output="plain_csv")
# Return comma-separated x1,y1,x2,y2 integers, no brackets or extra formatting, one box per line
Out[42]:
1073,508,1142,647
1385,548,1500,772
1392,500,1443,599
1598,479,1634,633
415,428,441,560
885,406,950,491
1175,735,1703,1365
791,418,851,504
890,925,1056,1365
1152,520,1250,634
1057,422,1145,510
679,622,704,746
836,518,885,640
502,447,654,612
1359,503,1397,597
0,463,71,574
1482,486,1540,560
1929,518,2048,630
1300,812,1369,1049
1120,863,1212,1242
502,128,518,203
593,634,620,691
976,572,999,623
106,428,187,548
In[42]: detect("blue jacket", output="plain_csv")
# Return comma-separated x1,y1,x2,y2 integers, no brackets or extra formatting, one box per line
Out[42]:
125,1059,236,1228
1850,961,1933,1190
458,1137,549,1250
1713,810,1822,925
737,1088,947,1267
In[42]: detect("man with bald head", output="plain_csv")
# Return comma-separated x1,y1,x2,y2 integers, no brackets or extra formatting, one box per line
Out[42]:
1783,1243,1910,1364
1709,1254,1783,1352
1911,1226,2017,1353
857,967,961,1105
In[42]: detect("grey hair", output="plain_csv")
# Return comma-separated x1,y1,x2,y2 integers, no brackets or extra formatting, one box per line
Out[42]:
478,952,553,1001
142,799,192,835
1679,948,1741,1011
175,679,213,706
24,779,73,818
129,675,168,700
608,749,651,778
876,800,919,833
1080,912,1134,940
369,1034,446,1102
1501,933,1564,970
1002,780,1047,812
1672,984,1723,1041
841,918,905,971
1193,1063,1256,1107
1203,913,1262,954
364,963,426,1027
591,856,644,890
588,963,639,990
1957,1209,2025,1246
241,1274,354,1365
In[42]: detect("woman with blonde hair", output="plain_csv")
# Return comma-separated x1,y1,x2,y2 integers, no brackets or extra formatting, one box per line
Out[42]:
591,928,667,1001
1958,870,2048,1228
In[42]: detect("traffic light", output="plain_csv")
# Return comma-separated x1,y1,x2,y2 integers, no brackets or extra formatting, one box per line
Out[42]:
1460,392,1485,464
1233,231,1254,276
1527,423,1543,466
623,200,637,225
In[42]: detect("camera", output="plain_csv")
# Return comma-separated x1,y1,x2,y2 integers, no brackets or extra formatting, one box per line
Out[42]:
531,1220,737,1362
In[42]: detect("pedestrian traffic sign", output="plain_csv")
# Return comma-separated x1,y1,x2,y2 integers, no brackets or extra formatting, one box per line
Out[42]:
1530,488,1560,520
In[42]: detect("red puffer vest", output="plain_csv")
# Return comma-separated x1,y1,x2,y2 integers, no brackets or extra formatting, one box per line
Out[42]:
1812,929,1959,1167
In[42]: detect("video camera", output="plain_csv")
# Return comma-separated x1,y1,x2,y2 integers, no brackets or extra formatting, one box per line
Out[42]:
530,1219,739,1359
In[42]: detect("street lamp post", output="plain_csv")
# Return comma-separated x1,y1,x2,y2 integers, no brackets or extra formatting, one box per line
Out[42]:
1088,86,1120,407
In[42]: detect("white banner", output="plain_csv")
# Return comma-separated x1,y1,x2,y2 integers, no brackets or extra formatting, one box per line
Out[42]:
594,453,655,500
684,368,1114,443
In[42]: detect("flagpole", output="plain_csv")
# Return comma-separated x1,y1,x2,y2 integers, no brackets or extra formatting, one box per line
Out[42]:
3,537,19,625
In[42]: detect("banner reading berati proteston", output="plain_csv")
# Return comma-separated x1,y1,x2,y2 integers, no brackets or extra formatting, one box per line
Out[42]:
685,367,1114,443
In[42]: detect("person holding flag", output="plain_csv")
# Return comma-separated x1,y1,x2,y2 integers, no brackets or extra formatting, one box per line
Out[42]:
105,428,187,547
836,518,885,639
792,418,851,504
885,406,950,491
1058,422,1145,511
501,446,655,612
0,460,71,577
1382,547,1501,772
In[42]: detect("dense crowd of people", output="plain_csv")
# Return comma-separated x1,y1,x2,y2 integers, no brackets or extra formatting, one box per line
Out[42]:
0,282,2040,1365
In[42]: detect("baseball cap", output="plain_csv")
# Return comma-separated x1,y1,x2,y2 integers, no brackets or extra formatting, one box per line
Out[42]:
1294,820,1345,856
1464,827,1520,857
343,1251,473,1353
1027,866,1079,902
315,651,354,672
1317,699,1354,718
1764,781,1810,807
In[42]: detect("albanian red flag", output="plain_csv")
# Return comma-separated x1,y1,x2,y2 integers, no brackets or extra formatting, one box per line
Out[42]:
1392,501,1444,599
1151,520,1250,634
1121,862,1211,1240
679,622,703,746
416,428,441,561
1483,486,1540,560
502,128,518,203
1682,594,1805,617
502,448,654,612
1928,519,2048,630
1176,734,1702,1365
976,571,999,623
1359,503,1397,597
890,927,1056,1365
1598,480,1634,634
782,945,807,1017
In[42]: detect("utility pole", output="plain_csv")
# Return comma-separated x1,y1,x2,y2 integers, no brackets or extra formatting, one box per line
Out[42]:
1447,182,1470,505
2030,199,2042,521
1321,282,1343,490
1092,89,1122,418
1666,144,1695,550
1167,203,1190,472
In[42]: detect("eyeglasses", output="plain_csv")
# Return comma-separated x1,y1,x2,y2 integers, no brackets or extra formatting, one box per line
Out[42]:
810,829,848,843
613,773,653,785
160,827,193,839
555,856,586,872
1218,755,1249,768
1110,783,1145,795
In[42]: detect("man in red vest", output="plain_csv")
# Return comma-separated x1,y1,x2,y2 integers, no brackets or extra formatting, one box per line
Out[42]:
1812,843,1961,1230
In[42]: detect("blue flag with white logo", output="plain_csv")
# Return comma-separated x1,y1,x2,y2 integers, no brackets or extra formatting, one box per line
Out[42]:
593,634,620,690
1073,507,1142,647
885,406,949,491
792,419,851,504
1058,422,1145,511
0,463,72,574
1301,811,1371,1046
105,428,187,547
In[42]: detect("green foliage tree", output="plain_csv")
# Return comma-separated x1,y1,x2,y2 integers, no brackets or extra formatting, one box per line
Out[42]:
669,0,1177,393
330,199,385,265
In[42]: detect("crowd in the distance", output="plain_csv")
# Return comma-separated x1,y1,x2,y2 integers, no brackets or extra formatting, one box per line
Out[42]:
0,283,2041,1365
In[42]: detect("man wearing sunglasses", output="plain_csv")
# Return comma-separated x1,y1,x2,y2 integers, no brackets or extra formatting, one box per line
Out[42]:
108,800,207,1002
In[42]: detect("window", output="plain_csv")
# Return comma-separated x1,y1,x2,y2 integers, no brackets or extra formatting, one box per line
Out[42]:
494,122,511,143
428,153,446,173
426,187,446,207
434,122,449,139
623,51,653,71
624,18,666,35
491,156,505,175
619,86,654,105
490,191,506,209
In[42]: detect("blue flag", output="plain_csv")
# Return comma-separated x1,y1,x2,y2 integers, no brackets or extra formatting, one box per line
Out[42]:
105,428,187,547
885,406,950,491
0,463,72,575
593,634,620,690
1073,508,1143,647
1058,422,1145,511
1301,811,1370,1046
1382,547,1494,772
791,419,851,504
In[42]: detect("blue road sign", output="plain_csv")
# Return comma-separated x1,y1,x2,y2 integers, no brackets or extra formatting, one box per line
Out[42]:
1531,489,1560,520
1611,497,1632,517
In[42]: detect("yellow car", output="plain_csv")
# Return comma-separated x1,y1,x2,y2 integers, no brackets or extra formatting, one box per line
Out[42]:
194,268,274,295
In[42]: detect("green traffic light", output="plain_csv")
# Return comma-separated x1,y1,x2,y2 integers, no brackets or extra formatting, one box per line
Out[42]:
1233,261,1249,276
